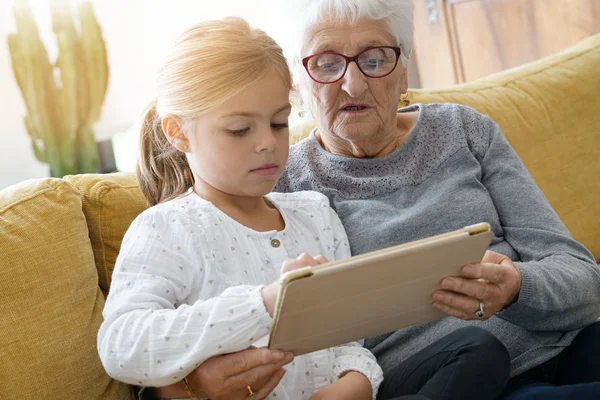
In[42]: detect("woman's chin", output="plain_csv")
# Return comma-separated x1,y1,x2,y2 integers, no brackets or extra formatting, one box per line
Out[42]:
331,121,379,141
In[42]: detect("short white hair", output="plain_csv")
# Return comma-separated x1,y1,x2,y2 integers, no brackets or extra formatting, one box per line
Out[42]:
286,0,414,67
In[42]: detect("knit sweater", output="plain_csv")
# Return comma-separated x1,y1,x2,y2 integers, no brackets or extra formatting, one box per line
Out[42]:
275,102,600,377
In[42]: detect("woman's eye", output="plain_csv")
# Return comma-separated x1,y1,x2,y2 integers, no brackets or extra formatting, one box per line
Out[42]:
320,63,341,72
228,128,250,136
271,123,289,130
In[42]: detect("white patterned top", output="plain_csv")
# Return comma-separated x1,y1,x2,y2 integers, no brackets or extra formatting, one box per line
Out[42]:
98,190,383,400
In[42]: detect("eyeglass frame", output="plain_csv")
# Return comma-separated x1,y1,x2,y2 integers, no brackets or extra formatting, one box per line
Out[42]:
301,46,402,84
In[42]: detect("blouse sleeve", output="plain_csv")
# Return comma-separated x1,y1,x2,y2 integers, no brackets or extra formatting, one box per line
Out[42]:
332,342,384,400
97,208,272,387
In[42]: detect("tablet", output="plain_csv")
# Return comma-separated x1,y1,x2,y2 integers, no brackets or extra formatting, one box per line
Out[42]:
267,222,492,356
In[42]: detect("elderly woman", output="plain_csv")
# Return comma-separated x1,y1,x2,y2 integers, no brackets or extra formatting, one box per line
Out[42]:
155,1,600,399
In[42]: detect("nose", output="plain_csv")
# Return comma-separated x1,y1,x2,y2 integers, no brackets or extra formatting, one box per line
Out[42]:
256,126,278,153
341,62,368,98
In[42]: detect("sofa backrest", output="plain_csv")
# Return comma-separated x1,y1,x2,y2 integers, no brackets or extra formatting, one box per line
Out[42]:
64,173,148,295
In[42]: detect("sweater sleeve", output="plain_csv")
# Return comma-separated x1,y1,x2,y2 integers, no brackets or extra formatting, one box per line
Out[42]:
97,209,272,387
471,113,600,331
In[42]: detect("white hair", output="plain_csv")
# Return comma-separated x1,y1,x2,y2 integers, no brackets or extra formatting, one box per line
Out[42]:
285,0,414,67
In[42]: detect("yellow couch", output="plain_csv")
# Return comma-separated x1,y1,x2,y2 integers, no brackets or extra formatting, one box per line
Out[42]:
1,34,598,399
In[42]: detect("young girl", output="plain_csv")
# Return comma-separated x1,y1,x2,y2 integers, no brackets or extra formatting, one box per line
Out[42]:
97,17,382,400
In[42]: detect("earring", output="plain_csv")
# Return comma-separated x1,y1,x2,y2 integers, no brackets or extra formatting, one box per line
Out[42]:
298,109,306,118
399,92,411,107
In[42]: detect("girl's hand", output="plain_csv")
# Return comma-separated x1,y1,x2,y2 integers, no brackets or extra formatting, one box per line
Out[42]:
310,371,372,400
261,253,328,316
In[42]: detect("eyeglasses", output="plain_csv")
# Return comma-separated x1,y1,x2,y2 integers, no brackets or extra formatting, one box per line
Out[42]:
302,46,401,84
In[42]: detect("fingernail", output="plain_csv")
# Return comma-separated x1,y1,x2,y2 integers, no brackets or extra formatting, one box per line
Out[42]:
440,278,452,289
271,350,284,361
463,265,475,274
433,293,444,302
284,352,294,362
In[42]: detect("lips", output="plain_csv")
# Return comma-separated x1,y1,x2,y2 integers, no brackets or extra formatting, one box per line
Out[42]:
341,104,370,112
251,164,279,176
253,163,278,171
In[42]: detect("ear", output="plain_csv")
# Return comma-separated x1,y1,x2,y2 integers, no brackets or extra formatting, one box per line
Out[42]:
162,115,191,153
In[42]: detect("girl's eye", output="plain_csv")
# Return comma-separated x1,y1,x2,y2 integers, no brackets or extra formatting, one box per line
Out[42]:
271,123,289,130
228,128,250,136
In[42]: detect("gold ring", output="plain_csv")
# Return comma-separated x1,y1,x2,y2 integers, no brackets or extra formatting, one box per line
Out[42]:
247,385,257,398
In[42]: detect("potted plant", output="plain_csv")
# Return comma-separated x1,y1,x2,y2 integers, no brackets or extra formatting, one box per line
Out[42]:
7,0,109,177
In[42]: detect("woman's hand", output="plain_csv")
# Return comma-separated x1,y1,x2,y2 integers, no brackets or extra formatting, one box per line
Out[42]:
310,371,372,400
432,250,522,320
261,253,328,316
182,347,294,400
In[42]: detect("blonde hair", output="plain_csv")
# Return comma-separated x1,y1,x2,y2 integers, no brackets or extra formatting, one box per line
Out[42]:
137,17,292,206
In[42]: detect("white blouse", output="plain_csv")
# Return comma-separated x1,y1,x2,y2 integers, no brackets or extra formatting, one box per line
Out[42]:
98,190,383,399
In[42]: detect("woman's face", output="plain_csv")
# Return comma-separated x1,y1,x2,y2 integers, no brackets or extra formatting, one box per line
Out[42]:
300,18,407,143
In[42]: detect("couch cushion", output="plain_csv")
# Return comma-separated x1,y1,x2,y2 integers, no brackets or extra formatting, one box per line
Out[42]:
65,172,148,293
0,179,130,399
291,34,600,262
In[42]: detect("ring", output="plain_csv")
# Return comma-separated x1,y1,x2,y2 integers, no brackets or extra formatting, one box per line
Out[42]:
247,385,257,398
475,300,485,318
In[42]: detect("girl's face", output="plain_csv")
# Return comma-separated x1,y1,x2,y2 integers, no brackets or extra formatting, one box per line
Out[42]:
185,74,291,199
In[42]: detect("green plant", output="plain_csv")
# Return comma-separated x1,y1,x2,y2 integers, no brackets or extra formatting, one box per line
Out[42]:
7,0,109,177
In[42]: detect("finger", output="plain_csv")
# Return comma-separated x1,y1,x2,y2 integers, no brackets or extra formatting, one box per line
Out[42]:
481,250,511,265
440,276,494,300
223,348,286,377
296,252,319,267
225,353,292,391
461,262,505,283
280,259,298,274
432,301,466,319
432,301,478,320
254,368,286,400
313,254,329,264
432,289,481,316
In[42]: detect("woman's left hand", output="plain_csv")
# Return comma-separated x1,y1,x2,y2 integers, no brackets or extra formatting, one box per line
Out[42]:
432,250,522,320
309,371,371,400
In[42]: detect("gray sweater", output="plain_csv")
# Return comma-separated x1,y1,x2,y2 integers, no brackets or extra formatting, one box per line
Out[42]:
274,103,600,377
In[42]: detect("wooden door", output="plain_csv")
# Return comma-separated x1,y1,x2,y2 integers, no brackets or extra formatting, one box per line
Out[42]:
413,0,600,88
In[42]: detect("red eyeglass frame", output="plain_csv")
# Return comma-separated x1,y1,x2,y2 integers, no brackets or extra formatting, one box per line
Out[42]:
301,46,402,84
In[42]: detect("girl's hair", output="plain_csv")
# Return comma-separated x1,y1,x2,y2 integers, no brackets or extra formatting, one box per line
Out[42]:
286,0,414,68
137,17,292,206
